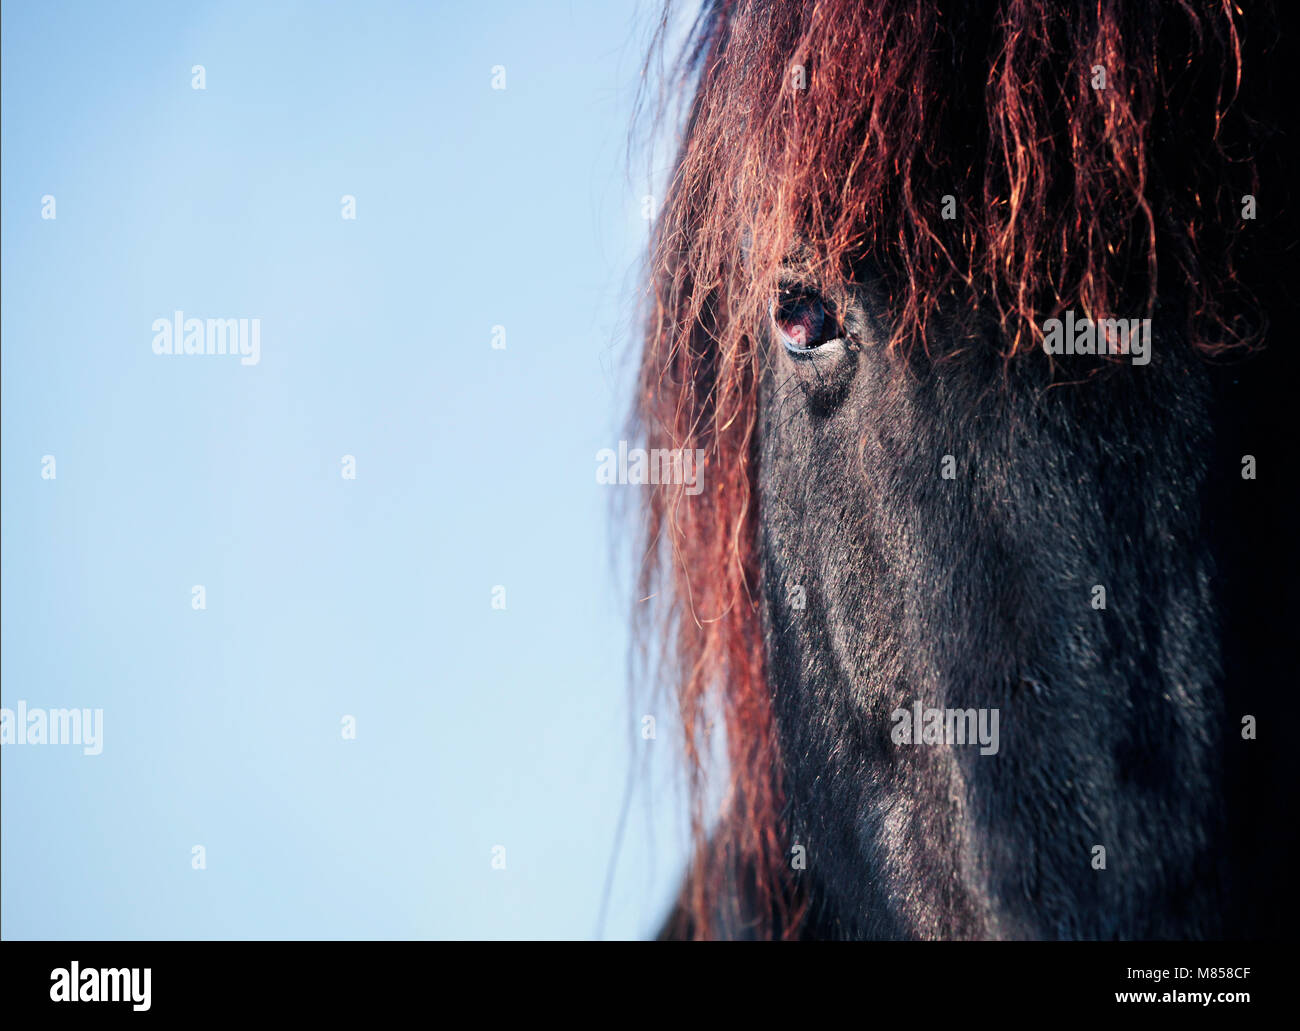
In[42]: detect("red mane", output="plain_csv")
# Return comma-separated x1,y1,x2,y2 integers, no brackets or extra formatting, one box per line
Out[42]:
634,0,1263,939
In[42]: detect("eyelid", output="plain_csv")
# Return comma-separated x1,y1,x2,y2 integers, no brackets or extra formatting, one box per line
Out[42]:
774,281,833,315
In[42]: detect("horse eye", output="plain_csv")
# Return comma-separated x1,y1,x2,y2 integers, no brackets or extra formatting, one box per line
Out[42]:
772,290,830,351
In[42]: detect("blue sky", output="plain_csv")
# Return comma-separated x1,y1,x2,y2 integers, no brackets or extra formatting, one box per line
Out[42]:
1,0,690,939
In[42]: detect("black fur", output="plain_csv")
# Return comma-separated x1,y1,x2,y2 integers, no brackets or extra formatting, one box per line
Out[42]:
660,306,1298,941
756,301,1296,939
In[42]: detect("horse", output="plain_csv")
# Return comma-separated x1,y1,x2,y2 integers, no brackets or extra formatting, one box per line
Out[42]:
630,0,1299,940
